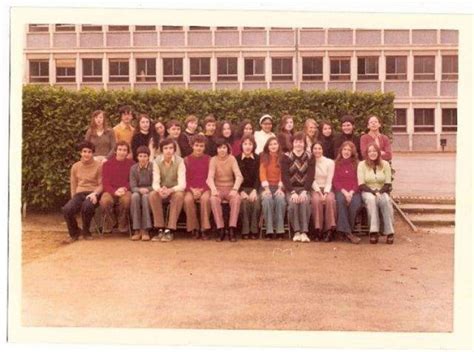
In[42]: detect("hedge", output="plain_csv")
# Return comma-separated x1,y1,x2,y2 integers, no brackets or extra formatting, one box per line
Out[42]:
22,85,394,210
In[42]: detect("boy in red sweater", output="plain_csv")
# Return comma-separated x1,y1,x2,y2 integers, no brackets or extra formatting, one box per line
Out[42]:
99,141,135,233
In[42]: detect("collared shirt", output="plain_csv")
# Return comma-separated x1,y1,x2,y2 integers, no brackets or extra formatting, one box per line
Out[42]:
130,162,153,193
152,154,186,192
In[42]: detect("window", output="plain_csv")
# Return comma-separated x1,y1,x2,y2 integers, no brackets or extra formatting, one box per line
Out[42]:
82,59,102,82
302,57,323,81
442,56,458,80
272,58,293,81
217,58,238,81
386,56,407,80
109,59,129,82
189,26,210,30
28,24,49,32
163,58,183,81
216,27,237,30
190,58,211,82
55,24,75,32
414,108,435,132
442,108,457,132
108,25,129,31
244,27,265,30
357,57,379,80
330,57,351,80
392,109,407,133
244,58,265,81
29,60,49,83
56,59,76,82
414,56,435,80
135,25,156,31
162,26,183,31
82,25,102,32
136,58,156,82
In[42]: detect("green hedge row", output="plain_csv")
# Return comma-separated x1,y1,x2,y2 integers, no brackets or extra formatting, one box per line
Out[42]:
22,85,394,210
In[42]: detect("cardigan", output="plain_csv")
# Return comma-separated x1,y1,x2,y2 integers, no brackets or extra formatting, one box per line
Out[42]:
332,158,359,193
357,160,392,193
312,156,335,194
85,128,116,159
360,133,392,161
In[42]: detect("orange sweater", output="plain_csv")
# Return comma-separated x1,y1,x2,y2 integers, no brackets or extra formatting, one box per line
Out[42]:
259,153,281,187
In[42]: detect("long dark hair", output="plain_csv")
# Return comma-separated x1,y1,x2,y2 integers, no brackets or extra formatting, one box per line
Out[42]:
235,119,254,139
364,142,383,169
216,120,235,143
88,110,109,134
260,137,281,167
279,114,294,134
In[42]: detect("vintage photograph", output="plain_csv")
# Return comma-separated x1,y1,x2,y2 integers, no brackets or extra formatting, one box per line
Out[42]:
8,5,472,349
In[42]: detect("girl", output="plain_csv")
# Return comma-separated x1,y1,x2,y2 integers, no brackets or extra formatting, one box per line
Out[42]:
232,119,254,156
360,115,392,161
254,114,275,154
259,137,286,240
207,138,243,242
280,132,313,243
154,119,167,139
216,120,236,155
84,110,116,162
310,141,337,242
179,114,199,158
236,135,260,240
131,113,154,162
202,114,217,156
277,114,294,153
303,118,318,153
319,120,335,159
149,118,165,160
333,141,362,244
358,143,394,244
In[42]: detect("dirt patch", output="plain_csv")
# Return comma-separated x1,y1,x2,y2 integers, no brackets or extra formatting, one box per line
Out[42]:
20,212,454,332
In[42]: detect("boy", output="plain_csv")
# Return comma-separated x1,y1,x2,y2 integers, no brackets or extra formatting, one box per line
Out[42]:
99,141,135,233
62,141,102,243
202,114,217,156
183,135,212,240
333,114,362,160
149,137,186,242
113,105,135,159
130,145,153,241
166,119,183,157
179,114,199,158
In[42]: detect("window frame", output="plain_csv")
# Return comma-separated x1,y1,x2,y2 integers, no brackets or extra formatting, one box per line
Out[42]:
414,108,435,132
442,55,458,81
189,57,211,82
217,57,238,81
162,58,183,82
55,59,76,83
108,25,130,32
244,58,265,81
302,57,323,81
109,59,130,82
28,24,49,32
82,58,103,82
392,108,407,133
330,57,351,81
161,26,183,31
357,56,379,80
135,25,156,31
414,56,436,81
271,57,293,81
29,60,49,83
136,58,157,82
385,56,407,80
81,25,103,32
442,108,457,132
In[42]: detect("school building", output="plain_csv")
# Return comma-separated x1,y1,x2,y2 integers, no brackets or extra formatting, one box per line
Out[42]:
23,25,458,152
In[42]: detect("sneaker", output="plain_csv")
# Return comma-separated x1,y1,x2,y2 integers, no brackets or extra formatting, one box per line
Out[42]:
141,230,151,241
292,232,301,242
161,229,173,242
151,229,164,242
131,230,141,241
300,233,311,242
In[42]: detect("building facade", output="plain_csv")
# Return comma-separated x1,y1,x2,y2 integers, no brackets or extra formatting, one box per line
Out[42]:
24,24,458,151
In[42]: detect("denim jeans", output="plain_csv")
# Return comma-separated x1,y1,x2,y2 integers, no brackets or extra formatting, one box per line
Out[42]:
62,192,99,238
361,192,394,235
261,186,286,234
335,191,362,234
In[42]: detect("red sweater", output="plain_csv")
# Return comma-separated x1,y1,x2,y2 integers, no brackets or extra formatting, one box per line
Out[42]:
360,133,392,161
332,158,359,192
184,154,210,191
102,156,134,194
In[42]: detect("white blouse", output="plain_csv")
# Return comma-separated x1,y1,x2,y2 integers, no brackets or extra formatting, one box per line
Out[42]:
312,156,335,194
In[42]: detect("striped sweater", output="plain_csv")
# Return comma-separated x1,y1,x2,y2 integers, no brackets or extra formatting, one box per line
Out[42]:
280,150,314,193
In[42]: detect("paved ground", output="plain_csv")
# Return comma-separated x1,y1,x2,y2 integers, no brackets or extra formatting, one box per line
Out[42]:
21,212,453,332
391,152,456,198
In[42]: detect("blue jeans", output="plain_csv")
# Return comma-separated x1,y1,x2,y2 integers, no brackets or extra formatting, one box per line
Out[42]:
261,186,286,234
335,191,362,234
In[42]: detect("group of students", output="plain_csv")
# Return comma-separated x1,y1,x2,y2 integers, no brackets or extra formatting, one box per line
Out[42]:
63,105,395,246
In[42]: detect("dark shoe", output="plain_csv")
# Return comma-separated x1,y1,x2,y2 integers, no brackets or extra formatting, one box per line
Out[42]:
229,227,237,242
264,233,272,241
216,228,225,242
312,229,321,242
63,236,77,244
201,230,209,241
83,231,93,241
322,231,333,242
250,233,258,240
192,230,201,240
271,233,278,240
242,233,249,240
346,233,361,244
386,234,394,245
276,232,285,240
369,232,379,244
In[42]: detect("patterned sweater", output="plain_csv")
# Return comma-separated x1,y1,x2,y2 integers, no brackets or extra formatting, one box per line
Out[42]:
280,150,314,193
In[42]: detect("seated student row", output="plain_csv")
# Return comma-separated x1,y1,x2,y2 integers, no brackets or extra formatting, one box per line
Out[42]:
64,131,394,246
